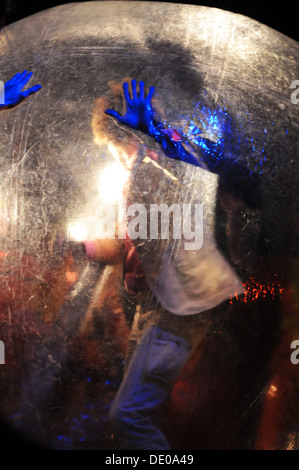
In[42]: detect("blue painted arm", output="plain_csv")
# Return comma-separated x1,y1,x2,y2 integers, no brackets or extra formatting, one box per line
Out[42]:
105,80,260,207
0,70,41,109
105,79,200,166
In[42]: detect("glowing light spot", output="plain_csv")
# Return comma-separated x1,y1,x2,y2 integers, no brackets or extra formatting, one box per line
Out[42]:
98,159,129,203
67,220,88,242
267,384,278,398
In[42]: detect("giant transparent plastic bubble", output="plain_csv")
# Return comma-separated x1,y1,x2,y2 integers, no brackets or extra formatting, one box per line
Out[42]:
0,1,298,450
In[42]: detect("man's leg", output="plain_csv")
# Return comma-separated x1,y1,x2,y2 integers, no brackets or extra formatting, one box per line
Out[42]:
109,307,211,450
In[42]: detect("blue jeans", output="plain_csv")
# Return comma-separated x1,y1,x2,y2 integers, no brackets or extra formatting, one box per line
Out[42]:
109,305,210,450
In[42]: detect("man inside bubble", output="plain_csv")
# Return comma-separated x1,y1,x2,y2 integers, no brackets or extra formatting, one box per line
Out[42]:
91,76,247,450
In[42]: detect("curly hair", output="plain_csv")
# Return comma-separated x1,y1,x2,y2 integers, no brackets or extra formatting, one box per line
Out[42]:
91,77,137,149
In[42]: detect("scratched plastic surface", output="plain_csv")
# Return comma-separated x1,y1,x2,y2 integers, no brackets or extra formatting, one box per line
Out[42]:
0,2,298,449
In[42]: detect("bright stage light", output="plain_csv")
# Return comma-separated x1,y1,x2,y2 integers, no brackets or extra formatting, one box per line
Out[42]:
98,158,129,203
67,220,88,242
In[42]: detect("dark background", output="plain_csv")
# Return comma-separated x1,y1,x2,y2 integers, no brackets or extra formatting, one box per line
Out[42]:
2,0,299,43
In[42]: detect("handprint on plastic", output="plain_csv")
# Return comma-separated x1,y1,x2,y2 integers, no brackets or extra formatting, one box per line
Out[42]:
105,79,155,135
0,70,41,109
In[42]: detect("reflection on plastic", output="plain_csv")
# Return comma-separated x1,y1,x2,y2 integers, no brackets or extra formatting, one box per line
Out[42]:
0,1,297,451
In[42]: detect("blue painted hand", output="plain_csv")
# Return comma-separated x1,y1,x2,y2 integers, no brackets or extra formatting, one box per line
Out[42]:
105,79,155,135
0,70,41,109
